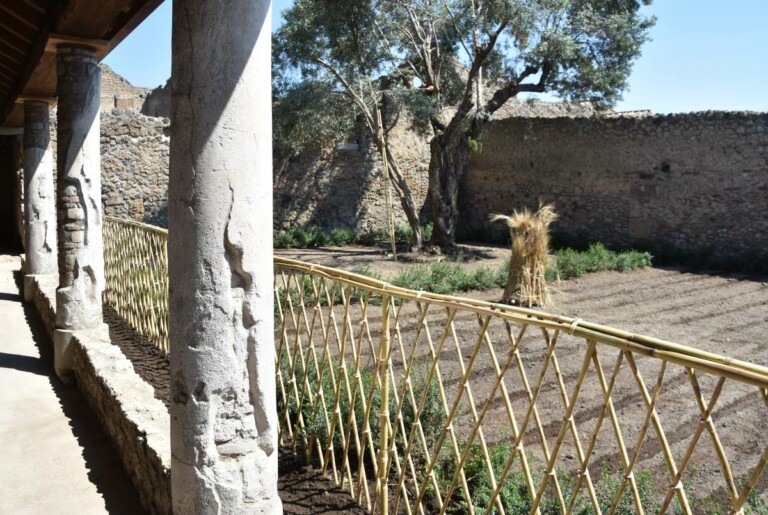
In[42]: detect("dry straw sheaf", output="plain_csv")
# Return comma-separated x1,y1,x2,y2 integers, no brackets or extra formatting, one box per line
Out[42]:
491,202,558,307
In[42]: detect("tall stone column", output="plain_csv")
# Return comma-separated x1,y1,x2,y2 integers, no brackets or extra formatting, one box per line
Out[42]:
22,100,57,300
168,1,281,513
54,45,106,381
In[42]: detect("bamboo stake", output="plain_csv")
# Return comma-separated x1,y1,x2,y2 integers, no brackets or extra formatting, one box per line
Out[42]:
376,295,392,515
375,105,397,261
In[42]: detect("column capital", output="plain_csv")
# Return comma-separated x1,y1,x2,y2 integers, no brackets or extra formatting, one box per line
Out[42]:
55,44,99,63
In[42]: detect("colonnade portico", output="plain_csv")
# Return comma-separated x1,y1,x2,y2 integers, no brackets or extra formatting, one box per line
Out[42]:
15,0,281,511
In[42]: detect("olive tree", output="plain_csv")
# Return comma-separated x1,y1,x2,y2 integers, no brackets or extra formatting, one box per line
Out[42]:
275,0,654,248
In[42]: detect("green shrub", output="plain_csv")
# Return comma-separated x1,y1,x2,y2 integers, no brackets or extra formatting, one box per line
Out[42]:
279,352,444,469
356,229,381,246
329,227,356,246
274,229,298,249
422,223,434,242
274,224,435,249
394,223,414,244
438,444,661,515
388,262,504,295
549,243,652,281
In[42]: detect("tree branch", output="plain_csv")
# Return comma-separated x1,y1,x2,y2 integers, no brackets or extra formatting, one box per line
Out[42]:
430,116,447,133
441,1,473,59
312,56,375,127
483,61,553,115
443,20,509,136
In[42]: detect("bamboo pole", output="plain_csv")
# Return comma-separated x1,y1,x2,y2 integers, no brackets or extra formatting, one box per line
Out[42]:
377,294,392,515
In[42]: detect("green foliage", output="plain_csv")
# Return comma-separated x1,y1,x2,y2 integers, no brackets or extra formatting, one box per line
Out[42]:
273,224,433,249
746,488,768,514
279,352,444,467
329,227,356,246
438,445,660,514
594,468,658,514
389,262,505,295
549,243,652,281
379,245,648,296
467,137,483,153
273,81,354,156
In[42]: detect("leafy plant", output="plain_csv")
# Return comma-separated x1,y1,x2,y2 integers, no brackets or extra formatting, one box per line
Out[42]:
548,243,652,281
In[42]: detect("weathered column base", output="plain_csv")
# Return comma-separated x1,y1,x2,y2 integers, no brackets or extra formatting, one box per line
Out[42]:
54,323,109,385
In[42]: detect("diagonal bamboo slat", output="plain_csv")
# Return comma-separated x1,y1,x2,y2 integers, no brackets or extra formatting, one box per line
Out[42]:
102,217,768,514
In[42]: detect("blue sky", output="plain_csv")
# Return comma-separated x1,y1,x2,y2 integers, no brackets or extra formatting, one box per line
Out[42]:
104,0,768,114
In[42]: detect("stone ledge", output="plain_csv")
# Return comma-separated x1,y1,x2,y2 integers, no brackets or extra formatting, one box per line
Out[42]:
27,275,171,515
27,274,57,339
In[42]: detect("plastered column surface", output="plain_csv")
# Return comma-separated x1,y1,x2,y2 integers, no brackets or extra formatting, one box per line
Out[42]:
55,45,104,329
168,1,281,513
54,45,105,379
23,101,57,297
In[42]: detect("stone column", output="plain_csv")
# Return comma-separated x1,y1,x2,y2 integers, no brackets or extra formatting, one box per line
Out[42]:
54,45,106,382
168,0,281,512
22,101,57,300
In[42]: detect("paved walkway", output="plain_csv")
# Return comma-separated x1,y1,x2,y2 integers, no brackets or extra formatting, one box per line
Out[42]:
0,256,145,515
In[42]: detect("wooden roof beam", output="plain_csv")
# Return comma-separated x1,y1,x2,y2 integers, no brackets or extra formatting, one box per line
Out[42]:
1,0,64,123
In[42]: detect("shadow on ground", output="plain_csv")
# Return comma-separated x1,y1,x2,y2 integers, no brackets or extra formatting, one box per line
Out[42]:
12,271,148,515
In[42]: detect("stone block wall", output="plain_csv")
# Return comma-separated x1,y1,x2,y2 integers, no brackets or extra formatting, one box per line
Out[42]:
461,112,768,260
141,79,171,118
99,65,150,112
100,110,170,226
274,117,430,233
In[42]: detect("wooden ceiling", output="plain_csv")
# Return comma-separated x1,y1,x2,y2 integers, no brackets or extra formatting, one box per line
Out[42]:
0,0,163,127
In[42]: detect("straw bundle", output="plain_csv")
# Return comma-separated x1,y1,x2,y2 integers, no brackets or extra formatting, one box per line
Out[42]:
491,203,558,307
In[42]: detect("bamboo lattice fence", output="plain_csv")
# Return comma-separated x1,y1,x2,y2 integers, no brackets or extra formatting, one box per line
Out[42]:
103,217,768,514
103,216,170,353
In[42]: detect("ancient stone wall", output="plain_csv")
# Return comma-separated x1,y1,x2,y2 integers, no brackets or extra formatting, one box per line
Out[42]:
461,112,768,260
274,117,431,233
100,110,170,226
99,65,150,112
37,75,768,263
141,79,171,118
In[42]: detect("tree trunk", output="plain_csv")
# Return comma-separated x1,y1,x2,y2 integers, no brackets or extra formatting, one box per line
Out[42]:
372,135,423,249
427,132,470,248
385,148,423,249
